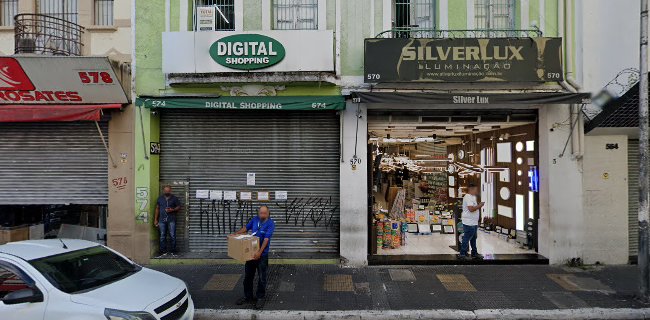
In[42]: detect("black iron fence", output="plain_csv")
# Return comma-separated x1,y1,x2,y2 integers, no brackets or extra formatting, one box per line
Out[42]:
375,28,543,39
14,13,84,56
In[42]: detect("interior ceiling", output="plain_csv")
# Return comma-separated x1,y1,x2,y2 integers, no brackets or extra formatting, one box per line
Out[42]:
368,113,537,140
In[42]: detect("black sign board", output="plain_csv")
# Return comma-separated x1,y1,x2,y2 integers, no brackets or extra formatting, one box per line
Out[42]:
364,37,564,83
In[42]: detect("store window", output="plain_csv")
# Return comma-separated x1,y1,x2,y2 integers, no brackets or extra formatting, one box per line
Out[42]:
0,0,17,26
37,0,79,24
474,0,515,30
394,0,436,29
94,0,114,26
0,265,30,300
195,0,235,31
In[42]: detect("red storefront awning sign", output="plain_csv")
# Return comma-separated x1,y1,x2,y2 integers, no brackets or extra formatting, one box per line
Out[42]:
0,104,122,122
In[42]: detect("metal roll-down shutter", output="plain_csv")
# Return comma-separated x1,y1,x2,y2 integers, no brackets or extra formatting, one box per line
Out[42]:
160,109,340,257
629,140,639,256
0,122,109,205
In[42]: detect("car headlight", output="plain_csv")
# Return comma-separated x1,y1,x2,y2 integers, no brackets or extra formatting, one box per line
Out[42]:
104,308,157,320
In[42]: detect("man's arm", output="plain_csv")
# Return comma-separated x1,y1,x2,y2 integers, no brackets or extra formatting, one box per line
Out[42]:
234,226,247,235
468,202,484,212
253,238,270,260
154,203,160,227
172,197,181,213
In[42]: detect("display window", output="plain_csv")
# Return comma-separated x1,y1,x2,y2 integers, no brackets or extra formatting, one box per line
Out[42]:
368,110,540,262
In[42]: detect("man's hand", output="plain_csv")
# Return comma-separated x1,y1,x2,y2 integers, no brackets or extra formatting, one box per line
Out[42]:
154,220,159,227
252,251,262,260
165,207,173,213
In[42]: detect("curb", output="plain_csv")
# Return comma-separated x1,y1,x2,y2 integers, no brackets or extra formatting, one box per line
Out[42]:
194,308,650,320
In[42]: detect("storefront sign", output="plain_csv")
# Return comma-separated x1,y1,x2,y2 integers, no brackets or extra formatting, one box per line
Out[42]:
364,38,564,83
352,92,591,105
138,95,345,111
162,30,334,73
0,56,128,104
209,34,286,70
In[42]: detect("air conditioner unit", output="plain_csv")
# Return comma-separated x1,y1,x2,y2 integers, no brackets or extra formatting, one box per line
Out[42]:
16,37,36,53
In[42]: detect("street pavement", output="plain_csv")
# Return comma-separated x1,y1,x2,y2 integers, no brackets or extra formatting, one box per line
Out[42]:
151,263,648,315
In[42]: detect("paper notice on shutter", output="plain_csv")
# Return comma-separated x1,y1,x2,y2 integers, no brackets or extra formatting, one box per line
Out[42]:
196,190,210,199
257,192,269,201
210,190,223,200
224,191,237,201
247,173,256,186
240,192,252,200
275,191,288,200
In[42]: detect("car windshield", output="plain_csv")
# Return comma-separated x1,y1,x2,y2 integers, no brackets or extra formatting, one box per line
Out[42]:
29,245,140,294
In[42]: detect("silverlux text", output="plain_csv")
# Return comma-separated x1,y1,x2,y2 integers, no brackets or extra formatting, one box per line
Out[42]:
401,45,525,61
453,95,489,104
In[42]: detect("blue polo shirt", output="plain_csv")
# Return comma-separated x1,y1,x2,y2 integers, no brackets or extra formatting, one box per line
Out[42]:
246,216,275,256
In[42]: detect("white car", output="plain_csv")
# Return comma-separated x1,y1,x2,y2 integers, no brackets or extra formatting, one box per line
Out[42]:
0,239,194,320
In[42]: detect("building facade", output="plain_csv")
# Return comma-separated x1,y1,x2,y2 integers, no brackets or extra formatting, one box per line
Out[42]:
133,0,638,266
0,0,137,259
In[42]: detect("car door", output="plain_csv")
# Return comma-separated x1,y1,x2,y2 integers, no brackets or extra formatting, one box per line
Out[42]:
0,260,47,320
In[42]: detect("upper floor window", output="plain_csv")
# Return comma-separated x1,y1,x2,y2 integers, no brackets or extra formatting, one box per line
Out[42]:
196,0,235,31
394,0,436,29
0,0,17,27
94,0,114,26
273,0,318,30
37,0,78,24
474,0,515,30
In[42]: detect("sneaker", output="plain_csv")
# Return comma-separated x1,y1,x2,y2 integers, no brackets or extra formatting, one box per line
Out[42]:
236,297,254,306
156,252,168,258
254,298,266,310
457,255,470,261
471,253,484,260
169,252,177,257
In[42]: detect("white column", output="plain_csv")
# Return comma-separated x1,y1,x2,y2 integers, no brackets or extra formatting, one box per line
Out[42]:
262,0,271,30
179,0,188,31
340,103,368,266
439,0,449,30
382,0,391,30
539,0,546,34
165,0,171,32
520,0,529,29
318,0,327,30
466,0,475,29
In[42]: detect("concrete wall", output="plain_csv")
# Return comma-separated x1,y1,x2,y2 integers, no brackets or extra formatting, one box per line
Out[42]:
339,103,368,266
582,136,629,264
538,105,585,264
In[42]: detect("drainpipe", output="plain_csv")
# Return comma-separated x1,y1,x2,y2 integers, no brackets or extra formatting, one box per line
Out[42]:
560,0,584,159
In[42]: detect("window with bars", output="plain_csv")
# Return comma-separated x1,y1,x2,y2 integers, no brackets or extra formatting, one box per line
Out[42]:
195,0,235,31
272,0,318,30
0,0,17,26
474,0,515,30
37,0,79,24
94,0,113,26
394,0,436,29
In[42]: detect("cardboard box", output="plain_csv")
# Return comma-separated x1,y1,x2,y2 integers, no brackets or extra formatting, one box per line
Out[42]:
227,234,260,262
0,225,29,245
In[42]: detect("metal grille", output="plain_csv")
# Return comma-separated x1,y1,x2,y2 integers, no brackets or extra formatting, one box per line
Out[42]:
37,0,78,24
14,14,84,56
196,0,235,31
159,109,340,257
273,0,318,30
394,0,435,29
94,0,113,26
628,139,639,256
0,122,108,205
474,0,515,35
0,0,17,26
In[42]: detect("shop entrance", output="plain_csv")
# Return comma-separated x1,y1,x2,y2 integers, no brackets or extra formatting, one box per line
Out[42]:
367,109,545,264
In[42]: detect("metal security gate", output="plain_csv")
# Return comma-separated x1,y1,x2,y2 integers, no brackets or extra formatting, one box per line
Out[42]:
629,139,639,257
160,109,340,257
0,122,109,205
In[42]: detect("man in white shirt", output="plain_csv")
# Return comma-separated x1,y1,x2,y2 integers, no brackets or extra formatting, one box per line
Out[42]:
459,184,484,260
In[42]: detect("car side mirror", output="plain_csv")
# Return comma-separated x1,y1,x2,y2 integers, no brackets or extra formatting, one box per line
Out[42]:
3,288,44,305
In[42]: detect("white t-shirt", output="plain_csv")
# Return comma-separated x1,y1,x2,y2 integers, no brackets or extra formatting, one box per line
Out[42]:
461,194,480,226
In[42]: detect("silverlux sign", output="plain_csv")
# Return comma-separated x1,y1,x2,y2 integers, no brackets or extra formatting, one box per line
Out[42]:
364,37,564,83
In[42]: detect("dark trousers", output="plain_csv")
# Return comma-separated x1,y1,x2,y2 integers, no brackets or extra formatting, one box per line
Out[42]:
159,220,176,253
460,224,478,257
244,255,268,300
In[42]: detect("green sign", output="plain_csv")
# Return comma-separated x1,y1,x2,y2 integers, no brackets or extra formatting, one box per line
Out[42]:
209,34,286,70
138,96,345,111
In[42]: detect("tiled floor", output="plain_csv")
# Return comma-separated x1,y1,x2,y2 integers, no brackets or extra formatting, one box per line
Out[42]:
377,230,533,255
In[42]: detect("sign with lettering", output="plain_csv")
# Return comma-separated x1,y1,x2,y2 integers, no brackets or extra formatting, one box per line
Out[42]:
364,37,564,83
209,34,286,70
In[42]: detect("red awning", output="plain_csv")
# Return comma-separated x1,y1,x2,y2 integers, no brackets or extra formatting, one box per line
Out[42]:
0,104,122,122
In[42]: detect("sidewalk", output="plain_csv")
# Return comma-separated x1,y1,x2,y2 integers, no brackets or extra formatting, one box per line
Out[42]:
151,263,649,319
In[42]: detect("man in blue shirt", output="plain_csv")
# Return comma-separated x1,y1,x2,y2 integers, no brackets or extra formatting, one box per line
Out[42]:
233,205,275,309
154,185,181,256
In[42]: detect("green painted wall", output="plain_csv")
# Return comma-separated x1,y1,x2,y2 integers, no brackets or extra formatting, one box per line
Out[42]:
448,0,467,30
